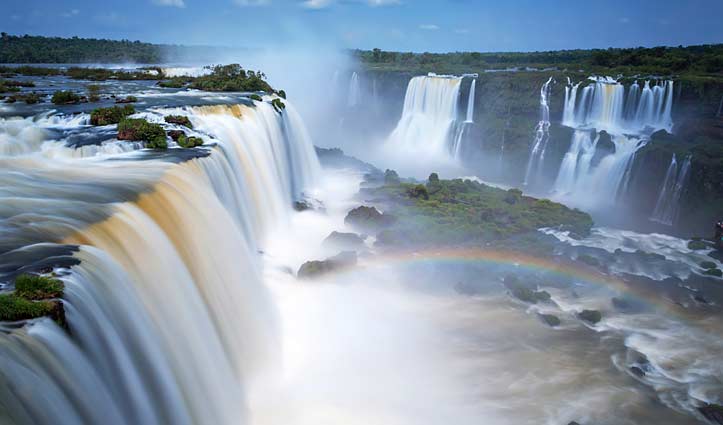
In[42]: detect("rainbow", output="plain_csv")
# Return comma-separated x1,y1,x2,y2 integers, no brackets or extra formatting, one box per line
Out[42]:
349,247,694,319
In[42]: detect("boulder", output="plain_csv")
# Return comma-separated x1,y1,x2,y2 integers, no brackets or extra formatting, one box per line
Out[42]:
538,313,561,327
322,231,365,252
699,404,723,425
577,309,602,324
167,130,185,141
344,206,395,234
688,239,708,250
297,251,357,279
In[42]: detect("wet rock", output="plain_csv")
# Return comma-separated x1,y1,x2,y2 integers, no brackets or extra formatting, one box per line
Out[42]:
322,231,365,252
293,197,324,212
688,239,708,250
167,130,185,141
297,251,357,280
699,403,723,425
344,206,396,234
630,366,645,377
577,309,602,324
703,268,722,277
577,254,600,267
538,313,561,327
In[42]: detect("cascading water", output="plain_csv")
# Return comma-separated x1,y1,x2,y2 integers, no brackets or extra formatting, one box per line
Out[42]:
465,79,476,123
651,154,691,225
0,98,320,425
386,74,463,158
553,77,675,212
347,72,361,108
523,77,553,186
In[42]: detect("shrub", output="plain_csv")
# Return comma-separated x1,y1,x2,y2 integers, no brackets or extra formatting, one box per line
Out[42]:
177,134,203,148
277,89,286,99
407,184,429,200
688,240,708,250
51,90,81,105
117,118,167,149
14,274,64,300
271,98,286,112
190,64,274,92
249,94,263,102
90,105,135,126
384,169,401,185
164,115,193,128
87,84,101,102
0,295,56,321
115,95,138,104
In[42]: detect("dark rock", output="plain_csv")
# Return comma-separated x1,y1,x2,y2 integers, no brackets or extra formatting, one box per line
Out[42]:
538,313,561,327
577,254,600,267
167,130,185,141
344,206,396,234
630,366,645,377
699,403,723,425
577,309,602,324
322,231,365,251
297,251,357,279
688,240,708,250
703,268,722,277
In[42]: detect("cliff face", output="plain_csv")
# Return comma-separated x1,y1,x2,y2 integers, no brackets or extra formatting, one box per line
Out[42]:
359,69,723,236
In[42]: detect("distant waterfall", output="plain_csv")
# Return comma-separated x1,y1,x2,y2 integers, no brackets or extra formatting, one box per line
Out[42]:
387,74,463,157
465,79,476,123
524,77,553,186
347,72,361,108
562,77,674,134
0,100,320,425
651,154,691,225
553,77,676,211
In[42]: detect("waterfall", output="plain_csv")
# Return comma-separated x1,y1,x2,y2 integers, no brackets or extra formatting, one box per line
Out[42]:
0,99,320,425
651,154,691,225
554,77,675,211
347,72,361,108
561,77,674,134
386,74,463,157
524,77,553,186
465,79,476,123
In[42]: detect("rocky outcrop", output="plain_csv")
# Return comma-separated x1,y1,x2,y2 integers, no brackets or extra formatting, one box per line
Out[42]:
344,206,396,234
297,251,358,279
322,231,366,252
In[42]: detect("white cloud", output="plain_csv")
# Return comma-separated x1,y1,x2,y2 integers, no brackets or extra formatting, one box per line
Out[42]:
419,24,439,31
61,9,80,18
302,0,333,8
367,0,400,6
152,0,186,8
235,0,271,6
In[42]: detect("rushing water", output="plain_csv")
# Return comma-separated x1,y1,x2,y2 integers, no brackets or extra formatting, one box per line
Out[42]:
651,154,692,226
524,77,553,187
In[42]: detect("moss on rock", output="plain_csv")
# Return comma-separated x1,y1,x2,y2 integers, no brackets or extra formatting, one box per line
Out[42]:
90,105,135,126
117,118,167,149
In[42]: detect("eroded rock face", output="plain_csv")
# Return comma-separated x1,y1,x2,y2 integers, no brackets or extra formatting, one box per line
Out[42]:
297,251,358,280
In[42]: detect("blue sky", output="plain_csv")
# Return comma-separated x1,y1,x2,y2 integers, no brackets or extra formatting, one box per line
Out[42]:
2,0,722,52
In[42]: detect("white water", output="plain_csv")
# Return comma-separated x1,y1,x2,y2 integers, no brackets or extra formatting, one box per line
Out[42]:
524,77,553,186
347,72,361,108
553,77,675,212
651,154,691,226
0,99,320,425
386,75,463,159
465,79,476,123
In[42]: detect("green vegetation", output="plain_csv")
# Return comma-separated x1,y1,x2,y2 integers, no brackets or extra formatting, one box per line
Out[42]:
0,273,65,325
51,90,82,104
688,240,708,250
14,274,63,300
177,134,203,148
700,260,717,269
362,173,593,247
703,268,723,277
2,79,34,87
66,67,158,81
164,115,193,128
117,118,167,149
0,33,165,63
90,105,135,126
249,94,263,101
190,64,274,92
539,313,561,327
577,309,602,324
297,251,357,279
87,84,101,102
158,77,192,88
115,95,138,103
356,44,723,79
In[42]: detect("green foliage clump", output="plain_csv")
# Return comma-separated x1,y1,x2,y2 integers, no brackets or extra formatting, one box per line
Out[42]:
0,295,56,322
87,84,101,102
577,309,602,324
249,94,263,102
164,115,193,128
271,98,286,112
362,176,593,246
51,90,81,105
90,105,135,126
14,274,64,300
2,79,35,87
384,169,401,184
688,240,708,250
703,268,723,277
276,89,286,99
115,95,138,103
700,260,717,269
158,77,192,88
0,65,61,76
66,67,157,81
117,118,167,149
0,83,20,93
190,64,274,92
177,134,203,148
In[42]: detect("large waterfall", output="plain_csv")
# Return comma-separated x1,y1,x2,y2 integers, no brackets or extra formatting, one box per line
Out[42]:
0,99,320,425
553,77,675,211
386,74,463,158
523,77,553,186
651,154,691,225
347,72,361,108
